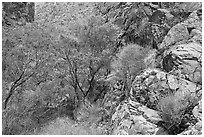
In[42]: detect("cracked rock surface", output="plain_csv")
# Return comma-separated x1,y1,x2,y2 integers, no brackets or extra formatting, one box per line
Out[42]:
107,9,202,135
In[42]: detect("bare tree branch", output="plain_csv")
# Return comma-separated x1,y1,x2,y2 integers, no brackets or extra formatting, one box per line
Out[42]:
64,50,86,97
85,62,104,97
4,70,35,109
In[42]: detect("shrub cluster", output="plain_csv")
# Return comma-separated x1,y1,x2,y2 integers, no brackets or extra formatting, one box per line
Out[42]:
157,91,198,134
111,44,149,90
2,82,77,135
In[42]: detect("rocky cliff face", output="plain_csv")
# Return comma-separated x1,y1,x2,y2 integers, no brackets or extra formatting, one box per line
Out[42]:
104,9,202,135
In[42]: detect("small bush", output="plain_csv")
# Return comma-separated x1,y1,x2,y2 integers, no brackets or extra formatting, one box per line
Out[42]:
157,91,198,134
112,44,149,90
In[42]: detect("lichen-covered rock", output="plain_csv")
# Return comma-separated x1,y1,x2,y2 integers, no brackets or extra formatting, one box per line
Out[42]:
158,10,202,49
162,42,202,83
131,68,201,109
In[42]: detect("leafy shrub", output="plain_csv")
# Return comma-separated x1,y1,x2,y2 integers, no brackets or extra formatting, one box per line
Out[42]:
2,95,40,135
2,81,77,135
2,19,78,134
112,44,149,90
2,2,35,26
157,91,198,134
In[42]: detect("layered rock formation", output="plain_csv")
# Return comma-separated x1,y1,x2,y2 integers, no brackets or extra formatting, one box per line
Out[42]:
104,9,202,135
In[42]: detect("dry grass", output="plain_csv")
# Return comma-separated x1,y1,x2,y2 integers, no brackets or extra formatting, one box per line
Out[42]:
37,102,110,135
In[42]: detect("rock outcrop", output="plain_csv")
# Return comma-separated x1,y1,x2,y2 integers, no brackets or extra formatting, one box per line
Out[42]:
110,68,201,135
160,10,202,84
111,99,162,135
162,42,202,84
131,68,201,109
158,10,202,49
105,9,202,135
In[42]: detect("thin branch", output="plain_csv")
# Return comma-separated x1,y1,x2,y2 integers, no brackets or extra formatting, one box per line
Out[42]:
64,50,85,97
4,70,35,109
85,63,104,97
15,72,35,89
4,70,25,109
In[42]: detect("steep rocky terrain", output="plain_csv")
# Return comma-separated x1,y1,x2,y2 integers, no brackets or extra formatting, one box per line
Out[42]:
103,9,202,135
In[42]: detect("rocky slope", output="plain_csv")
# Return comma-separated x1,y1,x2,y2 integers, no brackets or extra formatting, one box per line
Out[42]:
103,9,202,135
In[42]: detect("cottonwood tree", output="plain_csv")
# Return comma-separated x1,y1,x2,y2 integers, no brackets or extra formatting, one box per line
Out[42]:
54,14,121,105
2,23,56,109
2,21,62,134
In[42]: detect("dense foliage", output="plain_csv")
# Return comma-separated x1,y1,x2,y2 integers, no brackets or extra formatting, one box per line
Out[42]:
157,92,198,134
112,44,149,91
2,2,34,25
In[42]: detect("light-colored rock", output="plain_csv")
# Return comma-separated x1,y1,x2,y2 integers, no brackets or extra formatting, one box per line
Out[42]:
111,67,202,135
111,98,161,135
159,10,202,49
131,68,201,109
138,105,162,124
163,42,202,83
158,24,190,49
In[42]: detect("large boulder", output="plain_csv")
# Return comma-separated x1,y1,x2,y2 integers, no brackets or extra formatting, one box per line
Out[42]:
159,9,202,86
111,99,162,135
110,68,202,135
131,68,201,109
158,10,202,49
162,42,202,83
103,77,163,135
144,10,202,77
